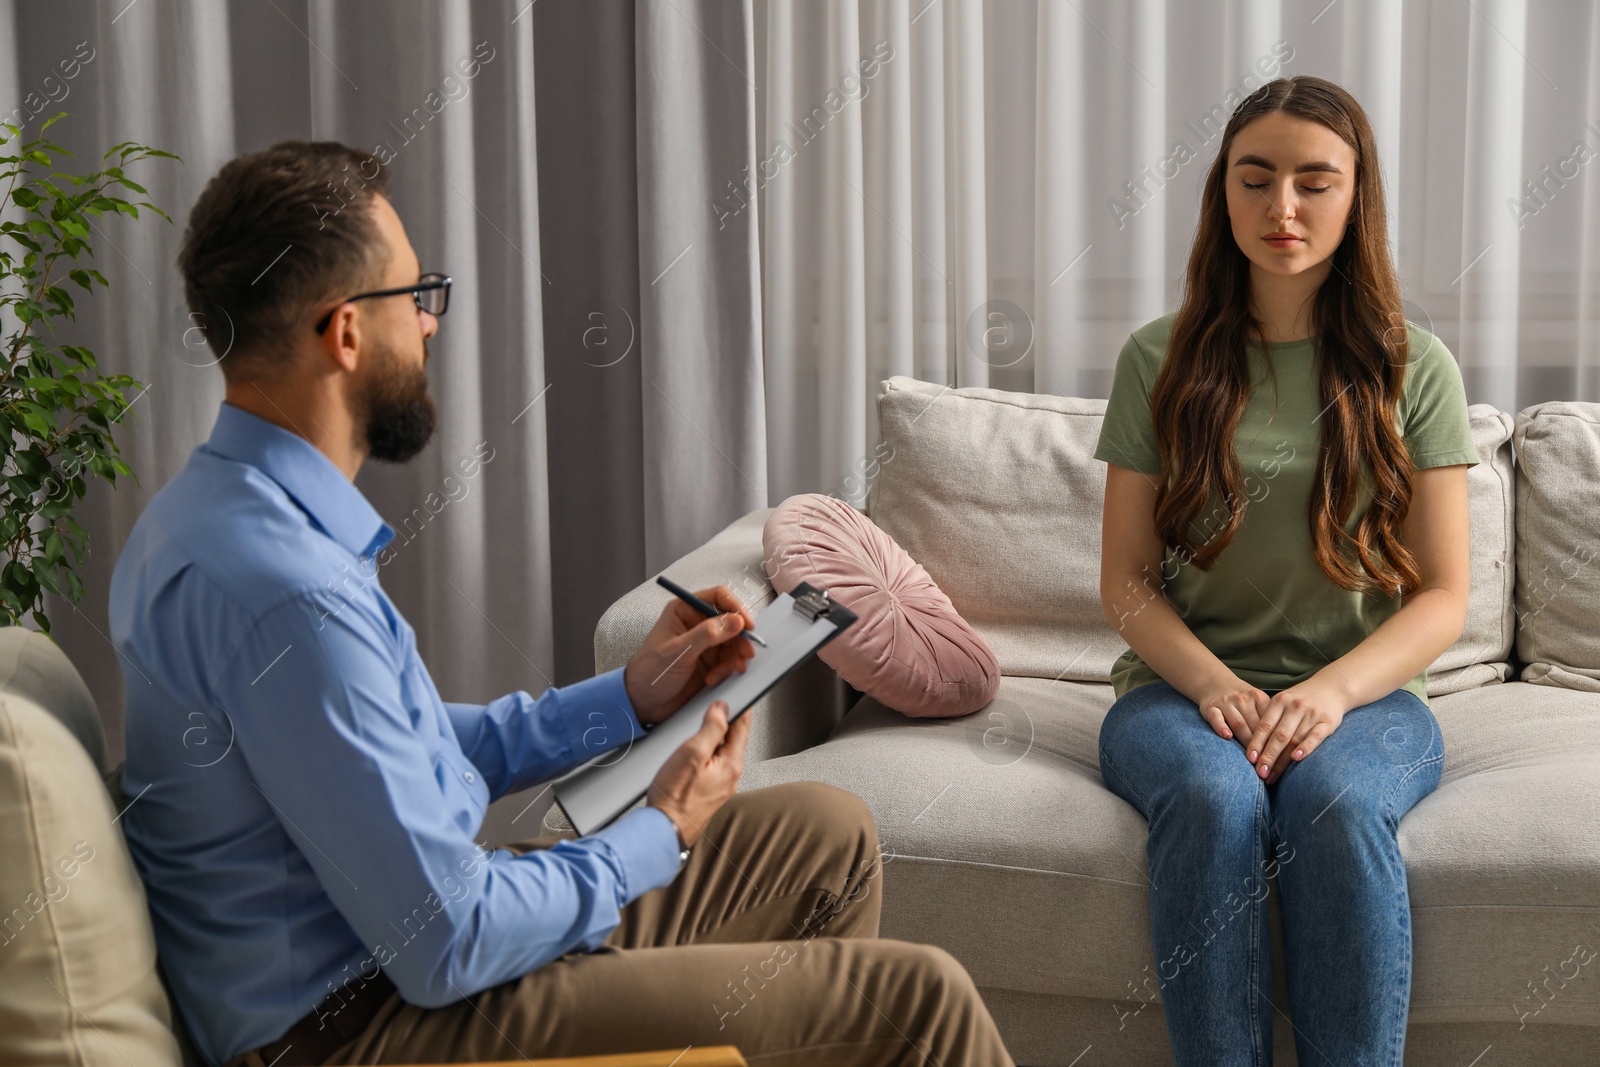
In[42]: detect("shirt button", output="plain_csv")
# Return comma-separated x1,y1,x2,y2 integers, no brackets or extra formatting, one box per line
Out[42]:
464,771,476,784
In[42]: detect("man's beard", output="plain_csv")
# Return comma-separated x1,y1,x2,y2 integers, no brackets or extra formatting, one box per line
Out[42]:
359,340,437,463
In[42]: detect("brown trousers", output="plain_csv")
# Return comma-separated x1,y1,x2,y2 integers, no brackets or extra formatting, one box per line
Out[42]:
247,782,1012,1066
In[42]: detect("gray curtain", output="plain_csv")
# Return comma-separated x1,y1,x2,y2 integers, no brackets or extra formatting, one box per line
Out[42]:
533,0,765,687
4,0,764,841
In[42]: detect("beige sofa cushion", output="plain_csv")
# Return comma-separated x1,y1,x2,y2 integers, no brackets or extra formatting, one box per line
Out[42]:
1514,401,1600,691
1426,405,1516,695
865,377,1123,682
0,627,180,1067
866,375,1515,694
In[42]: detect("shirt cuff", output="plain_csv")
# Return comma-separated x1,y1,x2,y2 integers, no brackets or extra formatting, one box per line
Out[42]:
557,667,648,763
593,804,685,900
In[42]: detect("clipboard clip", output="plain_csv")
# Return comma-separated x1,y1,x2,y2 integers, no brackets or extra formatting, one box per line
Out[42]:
790,582,840,622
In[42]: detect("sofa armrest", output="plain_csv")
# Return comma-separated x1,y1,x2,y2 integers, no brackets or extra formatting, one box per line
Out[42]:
593,506,855,765
395,1048,745,1066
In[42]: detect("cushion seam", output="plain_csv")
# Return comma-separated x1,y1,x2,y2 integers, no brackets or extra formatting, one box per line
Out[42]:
1488,432,1516,663
1412,903,1600,911
884,380,1105,418
871,851,1148,888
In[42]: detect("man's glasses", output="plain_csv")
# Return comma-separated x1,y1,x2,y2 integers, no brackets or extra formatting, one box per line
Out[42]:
315,272,451,334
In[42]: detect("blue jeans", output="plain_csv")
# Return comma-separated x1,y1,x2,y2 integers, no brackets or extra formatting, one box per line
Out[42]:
1097,680,1444,1067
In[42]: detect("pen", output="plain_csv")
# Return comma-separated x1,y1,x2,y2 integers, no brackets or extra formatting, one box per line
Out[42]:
655,575,768,648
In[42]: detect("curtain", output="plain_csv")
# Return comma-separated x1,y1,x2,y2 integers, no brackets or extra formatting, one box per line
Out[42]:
5,0,764,842
534,0,765,685
756,0,1600,502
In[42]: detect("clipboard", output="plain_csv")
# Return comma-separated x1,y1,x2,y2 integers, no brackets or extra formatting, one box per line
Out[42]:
553,581,858,837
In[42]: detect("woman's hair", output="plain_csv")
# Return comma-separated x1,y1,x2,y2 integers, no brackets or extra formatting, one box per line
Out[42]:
1150,74,1420,598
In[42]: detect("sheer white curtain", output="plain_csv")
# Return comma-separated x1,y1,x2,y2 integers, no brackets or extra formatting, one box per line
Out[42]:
755,0,1600,502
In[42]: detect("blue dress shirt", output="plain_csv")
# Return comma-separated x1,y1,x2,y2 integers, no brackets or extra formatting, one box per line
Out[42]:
110,402,684,1066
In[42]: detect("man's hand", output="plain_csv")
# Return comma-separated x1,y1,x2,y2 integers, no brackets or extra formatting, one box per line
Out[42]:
624,584,756,726
1245,676,1350,784
647,700,750,848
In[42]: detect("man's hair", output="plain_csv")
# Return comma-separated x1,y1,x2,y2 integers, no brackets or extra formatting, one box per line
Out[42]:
177,140,389,380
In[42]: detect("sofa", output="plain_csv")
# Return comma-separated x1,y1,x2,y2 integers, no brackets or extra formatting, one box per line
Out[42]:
577,375,1600,1066
0,625,745,1066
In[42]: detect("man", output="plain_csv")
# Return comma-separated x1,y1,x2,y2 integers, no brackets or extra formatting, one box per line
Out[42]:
110,141,1013,1067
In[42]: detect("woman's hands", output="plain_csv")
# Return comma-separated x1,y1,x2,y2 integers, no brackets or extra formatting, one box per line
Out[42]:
1195,677,1271,748
1245,678,1348,783
1195,674,1348,784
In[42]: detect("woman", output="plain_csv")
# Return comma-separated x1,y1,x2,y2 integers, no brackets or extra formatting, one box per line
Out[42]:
1093,75,1477,1066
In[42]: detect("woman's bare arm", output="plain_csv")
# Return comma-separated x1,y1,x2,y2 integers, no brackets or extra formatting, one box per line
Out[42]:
1305,463,1472,710
1099,461,1239,703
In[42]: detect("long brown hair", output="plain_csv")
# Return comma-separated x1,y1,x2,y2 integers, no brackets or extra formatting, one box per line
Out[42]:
1151,75,1419,598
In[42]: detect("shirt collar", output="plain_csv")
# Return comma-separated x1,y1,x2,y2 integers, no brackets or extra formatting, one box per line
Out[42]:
203,402,396,560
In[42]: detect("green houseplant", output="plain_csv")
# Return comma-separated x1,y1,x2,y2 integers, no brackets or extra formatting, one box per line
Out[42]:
0,113,175,631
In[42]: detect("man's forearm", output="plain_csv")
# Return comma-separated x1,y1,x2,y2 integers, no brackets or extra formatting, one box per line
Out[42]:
449,668,648,798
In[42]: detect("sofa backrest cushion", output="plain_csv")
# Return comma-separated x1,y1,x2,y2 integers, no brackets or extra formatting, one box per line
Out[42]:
1513,401,1600,691
1427,405,1517,696
866,377,1121,681
866,375,1516,693
0,627,181,1067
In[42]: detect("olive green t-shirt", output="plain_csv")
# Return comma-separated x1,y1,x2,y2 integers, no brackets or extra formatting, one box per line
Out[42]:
1092,313,1479,708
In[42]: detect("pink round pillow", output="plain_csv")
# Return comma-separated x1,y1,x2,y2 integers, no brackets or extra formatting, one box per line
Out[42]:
761,493,1000,718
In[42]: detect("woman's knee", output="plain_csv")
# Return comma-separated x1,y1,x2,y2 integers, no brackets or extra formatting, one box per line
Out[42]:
1273,756,1384,832
1271,747,1425,846
1100,689,1261,809
1098,681,1192,768
1162,773,1266,839
1273,692,1443,831
1344,691,1442,762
